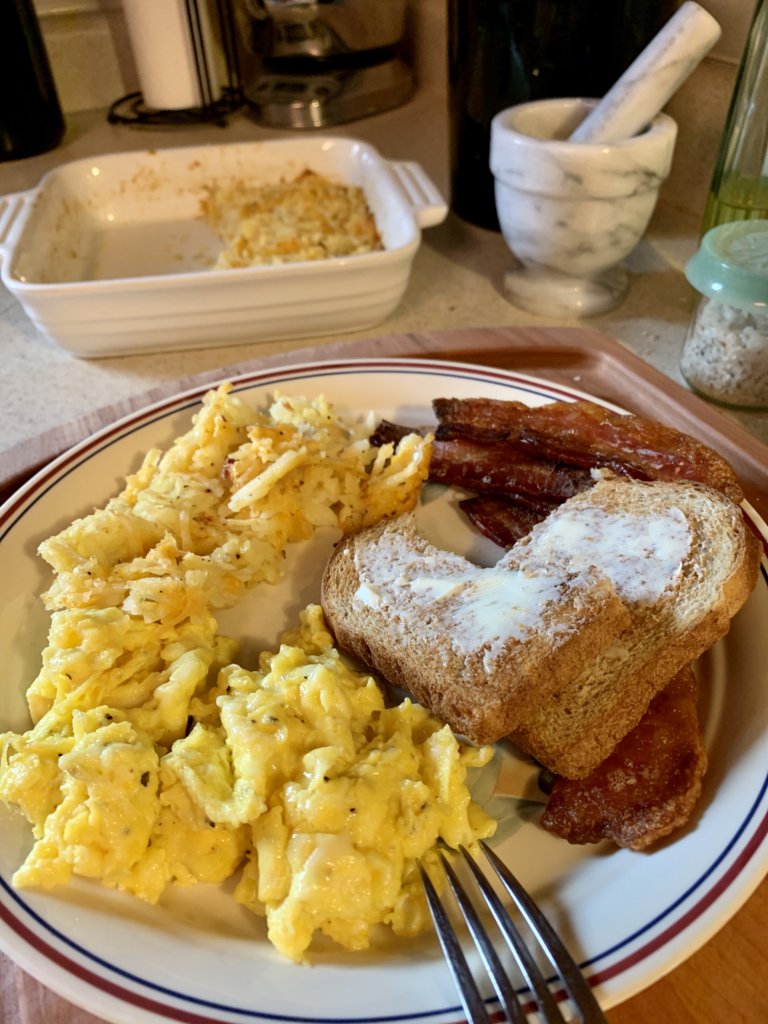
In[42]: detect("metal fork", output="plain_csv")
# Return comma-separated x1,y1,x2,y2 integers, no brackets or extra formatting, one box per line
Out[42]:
420,841,607,1024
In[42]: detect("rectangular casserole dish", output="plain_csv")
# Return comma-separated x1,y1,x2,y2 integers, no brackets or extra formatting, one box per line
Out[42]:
0,137,447,359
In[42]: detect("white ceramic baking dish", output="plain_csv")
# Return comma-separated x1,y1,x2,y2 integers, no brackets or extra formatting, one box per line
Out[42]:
0,137,447,358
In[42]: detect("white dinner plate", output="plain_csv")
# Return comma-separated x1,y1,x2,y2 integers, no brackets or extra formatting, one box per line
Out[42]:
1,357,766,1024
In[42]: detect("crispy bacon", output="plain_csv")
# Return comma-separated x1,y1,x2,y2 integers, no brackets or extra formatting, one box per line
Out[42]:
432,397,529,440
429,436,590,507
370,419,423,447
371,421,590,508
459,496,545,547
433,398,744,503
539,665,707,850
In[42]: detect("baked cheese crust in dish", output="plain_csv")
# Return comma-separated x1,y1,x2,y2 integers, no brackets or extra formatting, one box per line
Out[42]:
203,169,384,269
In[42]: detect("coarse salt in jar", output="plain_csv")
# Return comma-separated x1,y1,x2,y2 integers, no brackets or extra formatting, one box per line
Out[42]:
680,220,768,409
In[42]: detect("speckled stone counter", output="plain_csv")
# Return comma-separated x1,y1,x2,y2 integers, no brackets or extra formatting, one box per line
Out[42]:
1,91,767,470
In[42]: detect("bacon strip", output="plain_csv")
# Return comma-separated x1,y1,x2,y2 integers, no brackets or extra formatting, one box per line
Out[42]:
371,421,590,507
539,665,707,850
432,397,529,440
370,420,422,447
459,496,545,547
433,398,743,502
428,436,590,507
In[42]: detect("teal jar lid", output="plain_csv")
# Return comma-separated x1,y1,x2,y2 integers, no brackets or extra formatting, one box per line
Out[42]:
685,220,768,311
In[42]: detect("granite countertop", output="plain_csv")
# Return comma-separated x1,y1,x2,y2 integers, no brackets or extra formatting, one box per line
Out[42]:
1,90,767,466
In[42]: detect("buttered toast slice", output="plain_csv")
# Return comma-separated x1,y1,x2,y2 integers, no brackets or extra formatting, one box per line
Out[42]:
322,473,761,778
322,510,631,748
506,474,760,776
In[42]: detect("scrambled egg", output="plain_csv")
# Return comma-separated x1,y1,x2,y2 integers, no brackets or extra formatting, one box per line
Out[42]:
171,606,495,959
203,169,383,269
0,384,498,961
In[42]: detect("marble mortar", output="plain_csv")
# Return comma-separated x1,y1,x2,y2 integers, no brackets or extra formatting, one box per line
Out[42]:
490,97,678,317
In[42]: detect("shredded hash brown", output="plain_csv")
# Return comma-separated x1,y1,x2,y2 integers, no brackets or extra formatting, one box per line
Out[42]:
27,385,431,719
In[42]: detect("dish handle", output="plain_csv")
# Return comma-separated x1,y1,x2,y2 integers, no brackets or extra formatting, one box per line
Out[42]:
0,190,32,264
387,161,448,229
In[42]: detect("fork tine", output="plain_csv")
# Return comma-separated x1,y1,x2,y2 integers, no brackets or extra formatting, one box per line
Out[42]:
458,847,564,1022
439,853,527,1024
419,863,493,1024
480,841,608,1024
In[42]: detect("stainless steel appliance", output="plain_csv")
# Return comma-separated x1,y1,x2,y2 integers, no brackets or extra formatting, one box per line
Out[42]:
238,0,413,128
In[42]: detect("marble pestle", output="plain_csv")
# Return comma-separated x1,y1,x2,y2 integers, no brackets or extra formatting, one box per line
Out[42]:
569,1,721,145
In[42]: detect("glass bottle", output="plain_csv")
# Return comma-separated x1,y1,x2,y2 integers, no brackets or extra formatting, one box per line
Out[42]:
701,0,768,233
447,0,676,230
0,0,64,162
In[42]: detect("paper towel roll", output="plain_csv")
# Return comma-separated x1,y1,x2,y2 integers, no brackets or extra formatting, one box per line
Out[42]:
123,0,223,111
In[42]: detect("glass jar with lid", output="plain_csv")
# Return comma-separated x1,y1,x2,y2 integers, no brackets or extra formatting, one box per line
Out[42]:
680,220,768,409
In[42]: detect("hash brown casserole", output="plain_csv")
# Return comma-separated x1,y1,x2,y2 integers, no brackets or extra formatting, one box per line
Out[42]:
204,169,384,269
